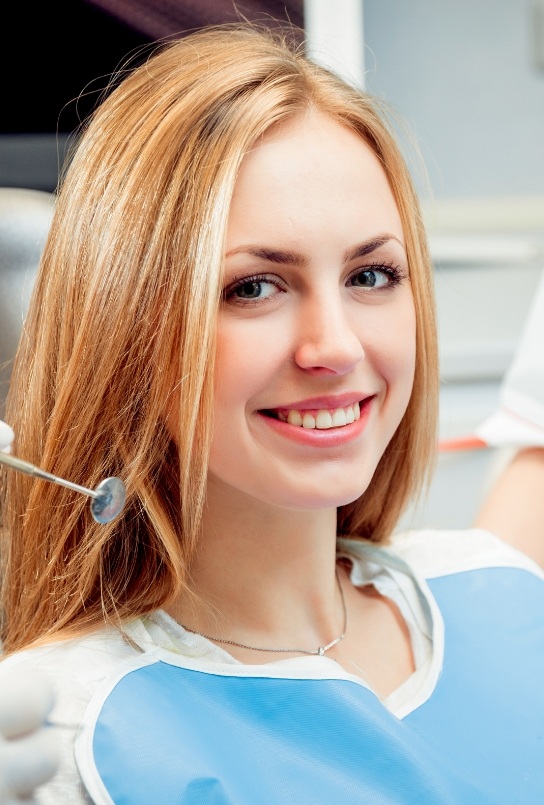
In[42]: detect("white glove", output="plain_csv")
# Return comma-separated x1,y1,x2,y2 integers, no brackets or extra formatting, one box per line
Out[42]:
0,422,14,455
0,434,60,801
0,672,59,804
476,268,544,448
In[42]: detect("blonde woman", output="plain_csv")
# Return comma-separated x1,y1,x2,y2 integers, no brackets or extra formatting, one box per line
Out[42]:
1,23,544,804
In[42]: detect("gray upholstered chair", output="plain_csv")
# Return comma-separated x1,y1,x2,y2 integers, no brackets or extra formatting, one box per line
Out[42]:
0,187,54,416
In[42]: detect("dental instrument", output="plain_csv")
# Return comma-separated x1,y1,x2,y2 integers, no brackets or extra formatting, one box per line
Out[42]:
0,452,126,524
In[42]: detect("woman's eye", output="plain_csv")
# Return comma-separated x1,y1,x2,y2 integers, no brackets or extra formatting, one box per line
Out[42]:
348,264,404,290
235,280,271,299
223,275,283,304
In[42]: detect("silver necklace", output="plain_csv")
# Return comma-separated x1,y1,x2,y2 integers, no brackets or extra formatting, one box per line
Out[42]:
180,569,347,657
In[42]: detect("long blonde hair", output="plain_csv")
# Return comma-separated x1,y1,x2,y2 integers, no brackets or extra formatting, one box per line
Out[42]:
0,23,438,653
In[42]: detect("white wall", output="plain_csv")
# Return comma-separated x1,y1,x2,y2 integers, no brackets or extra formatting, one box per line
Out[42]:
359,1,544,530
363,0,544,199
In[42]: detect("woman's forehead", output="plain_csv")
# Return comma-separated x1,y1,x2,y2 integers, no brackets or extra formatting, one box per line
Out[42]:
227,112,404,257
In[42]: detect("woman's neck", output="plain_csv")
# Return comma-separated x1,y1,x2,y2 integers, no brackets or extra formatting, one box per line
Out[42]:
166,483,342,651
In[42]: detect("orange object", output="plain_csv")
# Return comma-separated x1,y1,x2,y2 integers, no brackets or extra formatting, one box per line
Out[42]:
438,435,488,453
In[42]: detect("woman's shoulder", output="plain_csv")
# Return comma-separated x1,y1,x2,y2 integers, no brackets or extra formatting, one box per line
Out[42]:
387,527,544,581
0,623,144,713
0,624,147,805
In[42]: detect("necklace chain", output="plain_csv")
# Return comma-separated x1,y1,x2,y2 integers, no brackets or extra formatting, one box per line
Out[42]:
180,569,347,657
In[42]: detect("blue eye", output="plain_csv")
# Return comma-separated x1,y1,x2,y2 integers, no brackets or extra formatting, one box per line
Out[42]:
234,280,270,299
348,263,405,290
223,274,284,305
350,270,389,288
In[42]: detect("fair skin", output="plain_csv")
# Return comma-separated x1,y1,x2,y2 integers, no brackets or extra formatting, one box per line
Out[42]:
167,111,417,697
475,446,544,566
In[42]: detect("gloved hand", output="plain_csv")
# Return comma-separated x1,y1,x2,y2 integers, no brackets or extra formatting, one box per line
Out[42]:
476,268,544,448
1,420,59,800
0,671,59,804
0,421,14,454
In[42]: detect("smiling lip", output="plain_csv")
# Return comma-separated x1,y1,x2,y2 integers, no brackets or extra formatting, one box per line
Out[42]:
271,393,367,411
258,396,375,448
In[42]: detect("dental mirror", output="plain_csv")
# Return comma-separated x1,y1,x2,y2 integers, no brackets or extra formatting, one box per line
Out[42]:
0,452,126,524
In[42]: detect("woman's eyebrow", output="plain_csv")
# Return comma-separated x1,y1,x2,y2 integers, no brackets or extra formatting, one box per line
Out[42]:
225,246,309,266
343,234,405,262
225,234,404,265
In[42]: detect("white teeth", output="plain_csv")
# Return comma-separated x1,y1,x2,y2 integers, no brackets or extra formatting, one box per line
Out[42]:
280,403,363,430
315,410,333,429
287,410,303,427
331,408,347,427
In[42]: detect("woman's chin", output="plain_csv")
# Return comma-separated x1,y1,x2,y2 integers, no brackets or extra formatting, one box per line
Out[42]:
251,480,371,513
206,460,375,513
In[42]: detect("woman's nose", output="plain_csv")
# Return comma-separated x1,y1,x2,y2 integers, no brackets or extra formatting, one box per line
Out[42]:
294,294,365,376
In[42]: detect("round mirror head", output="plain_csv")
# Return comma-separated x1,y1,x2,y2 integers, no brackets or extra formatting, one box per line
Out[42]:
90,477,126,524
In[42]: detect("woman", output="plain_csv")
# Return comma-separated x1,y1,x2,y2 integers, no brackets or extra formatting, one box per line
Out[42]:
1,23,544,804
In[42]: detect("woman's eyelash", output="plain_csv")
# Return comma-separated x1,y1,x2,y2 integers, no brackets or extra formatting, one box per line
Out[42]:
362,261,406,279
222,262,407,304
222,273,283,302
348,261,407,287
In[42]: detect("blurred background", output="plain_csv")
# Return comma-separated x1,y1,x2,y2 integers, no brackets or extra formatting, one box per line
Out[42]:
1,0,543,530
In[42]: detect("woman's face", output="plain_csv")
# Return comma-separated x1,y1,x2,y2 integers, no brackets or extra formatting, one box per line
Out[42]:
208,112,416,511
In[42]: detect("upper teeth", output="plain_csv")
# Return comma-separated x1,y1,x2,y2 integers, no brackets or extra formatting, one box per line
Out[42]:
277,402,361,429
